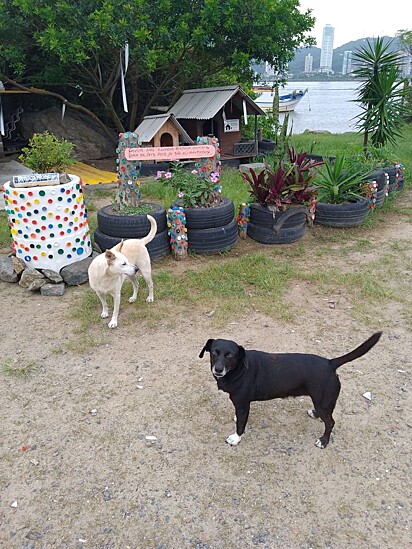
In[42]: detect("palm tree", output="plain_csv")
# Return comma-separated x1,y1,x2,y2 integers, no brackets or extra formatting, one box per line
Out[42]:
351,37,407,152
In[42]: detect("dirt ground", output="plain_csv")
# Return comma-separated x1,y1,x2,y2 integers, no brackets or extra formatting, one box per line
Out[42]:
0,183,411,549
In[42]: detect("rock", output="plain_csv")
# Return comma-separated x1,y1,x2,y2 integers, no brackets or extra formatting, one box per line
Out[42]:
0,255,19,282
12,256,26,275
60,253,96,286
41,269,64,284
19,107,116,161
19,267,45,288
28,278,47,291
40,283,66,296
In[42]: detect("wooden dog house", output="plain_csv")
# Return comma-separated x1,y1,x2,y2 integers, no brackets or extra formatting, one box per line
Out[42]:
134,113,194,148
167,85,266,160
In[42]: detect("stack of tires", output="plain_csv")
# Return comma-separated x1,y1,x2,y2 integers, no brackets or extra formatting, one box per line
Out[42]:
366,169,387,208
94,203,170,260
247,203,308,244
384,164,404,194
171,197,237,254
314,198,369,228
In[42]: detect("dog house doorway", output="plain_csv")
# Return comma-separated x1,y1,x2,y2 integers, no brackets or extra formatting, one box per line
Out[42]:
160,132,173,147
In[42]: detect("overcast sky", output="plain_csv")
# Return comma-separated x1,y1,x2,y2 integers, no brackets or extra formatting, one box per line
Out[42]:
298,1,411,48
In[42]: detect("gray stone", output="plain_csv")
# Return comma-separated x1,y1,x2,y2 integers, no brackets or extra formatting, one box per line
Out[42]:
40,283,66,296
28,278,47,291
0,255,18,282
41,269,64,284
19,267,45,288
12,256,27,275
19,107,116,161
60,253,96,286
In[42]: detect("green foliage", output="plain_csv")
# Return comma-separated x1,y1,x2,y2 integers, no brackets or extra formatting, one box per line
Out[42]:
241,147,323,210
0,0,315,132
314,156,372,204
19,132,76,173
157,162,221,208
352,37,408,150
0,211,12,248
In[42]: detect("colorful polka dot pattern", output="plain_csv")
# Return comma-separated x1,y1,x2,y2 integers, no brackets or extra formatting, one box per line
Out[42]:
167,208,188,254
116,131,142,208
2,175,92,272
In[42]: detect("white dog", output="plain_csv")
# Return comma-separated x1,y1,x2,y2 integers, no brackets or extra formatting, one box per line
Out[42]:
88,215,157,328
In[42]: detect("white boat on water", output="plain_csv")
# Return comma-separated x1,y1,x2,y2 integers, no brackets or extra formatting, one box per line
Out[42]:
255,88,308,113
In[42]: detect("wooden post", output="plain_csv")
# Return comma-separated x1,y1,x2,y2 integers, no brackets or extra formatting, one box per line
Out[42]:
194,135,221,205
116,131,142,209
237,202,250,239
167,208,188,260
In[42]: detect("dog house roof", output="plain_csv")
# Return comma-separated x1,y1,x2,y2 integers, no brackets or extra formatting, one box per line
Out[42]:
134,113,194,144
168,85,266,120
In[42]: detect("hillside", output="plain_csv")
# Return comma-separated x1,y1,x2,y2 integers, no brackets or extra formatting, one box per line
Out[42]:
287,36,399,76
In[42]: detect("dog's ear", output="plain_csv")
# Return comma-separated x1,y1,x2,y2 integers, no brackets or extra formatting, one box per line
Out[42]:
238,345,246,364
114,240,124,252
105,250,116,262
199,339,214,358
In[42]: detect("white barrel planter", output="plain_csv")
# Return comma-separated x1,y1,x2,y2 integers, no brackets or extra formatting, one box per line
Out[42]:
2,175,92,271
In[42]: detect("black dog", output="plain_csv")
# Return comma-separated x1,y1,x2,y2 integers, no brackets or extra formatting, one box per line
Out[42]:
199,332,382,448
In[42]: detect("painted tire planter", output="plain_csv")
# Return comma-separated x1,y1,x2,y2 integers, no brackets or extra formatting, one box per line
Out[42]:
314,198,369,228
258,139,276,152
186,219,238,254
96,203,167,237
384,166,399,194
93,228,170,261
171,197,234,229
2,175,92,271
247,203,308,245
365,169,386,208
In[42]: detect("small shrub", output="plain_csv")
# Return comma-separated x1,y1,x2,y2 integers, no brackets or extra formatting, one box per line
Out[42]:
19,131,76,173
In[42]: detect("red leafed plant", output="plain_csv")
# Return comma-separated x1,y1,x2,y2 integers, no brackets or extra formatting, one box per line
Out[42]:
242,147,324,212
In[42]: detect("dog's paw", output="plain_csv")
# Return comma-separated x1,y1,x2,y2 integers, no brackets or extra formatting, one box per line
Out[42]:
128,296,137,303
108,319,118,328
315,438,326,449
101,311,109,319
307,409,318,419
226,433,241,446
146,296,154,303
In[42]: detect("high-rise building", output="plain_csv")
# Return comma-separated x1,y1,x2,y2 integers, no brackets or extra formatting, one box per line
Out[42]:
342,51,353,75
304,53,314,73
319,24,334,74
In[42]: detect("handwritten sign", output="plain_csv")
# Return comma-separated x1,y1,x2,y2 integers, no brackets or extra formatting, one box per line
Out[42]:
125,145,216,162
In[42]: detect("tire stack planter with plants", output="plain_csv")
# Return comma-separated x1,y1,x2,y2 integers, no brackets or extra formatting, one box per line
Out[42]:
94,203,170,260
247,203,308,244
93,131,170,260
163,136,237,255
384,166,402,194
258,139,276,153
240,147,323,245
314,198,369,228
171,197,237,254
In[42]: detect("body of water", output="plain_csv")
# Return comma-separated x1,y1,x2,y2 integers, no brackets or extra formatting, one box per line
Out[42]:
255,81,363,134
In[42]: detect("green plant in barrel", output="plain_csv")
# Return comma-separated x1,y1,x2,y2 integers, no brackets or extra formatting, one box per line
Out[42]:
19,131,76,173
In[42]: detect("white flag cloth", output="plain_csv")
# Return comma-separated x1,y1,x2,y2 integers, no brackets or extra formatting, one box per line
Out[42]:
120,43,129,113
243,99,248,125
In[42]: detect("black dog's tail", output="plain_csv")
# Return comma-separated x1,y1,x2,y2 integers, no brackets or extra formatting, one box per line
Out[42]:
330,332,382,371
